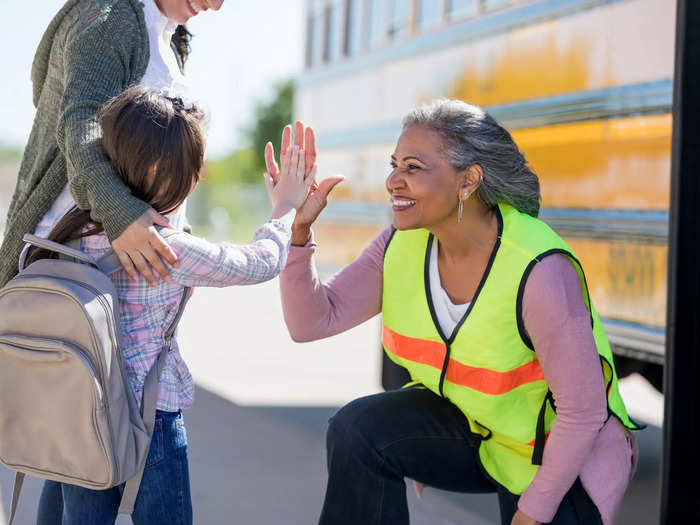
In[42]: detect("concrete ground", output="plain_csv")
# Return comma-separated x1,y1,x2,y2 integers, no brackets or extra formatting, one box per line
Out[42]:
0,280,663,524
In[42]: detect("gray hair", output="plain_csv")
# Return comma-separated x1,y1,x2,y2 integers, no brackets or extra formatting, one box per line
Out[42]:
402,99,541,217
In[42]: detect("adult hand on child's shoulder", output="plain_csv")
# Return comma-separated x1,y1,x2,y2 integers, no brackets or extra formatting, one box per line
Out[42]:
112,209,178,286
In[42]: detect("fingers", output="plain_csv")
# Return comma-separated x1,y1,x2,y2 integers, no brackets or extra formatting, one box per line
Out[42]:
317,175,344,198
413,481,425,500
126,249,158,286
304,165,317,188
304,126,316,175
148,208,172,228
294,121,304,149
142,241,172,283
282,146,304,181
116,251,138,281
265,142,279,181
296,147,305,182
280,125,292,168
149,229,178,266
281,145,292,179
263,172,275,198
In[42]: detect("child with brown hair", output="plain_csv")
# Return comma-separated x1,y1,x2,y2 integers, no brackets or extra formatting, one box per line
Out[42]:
28,85,314,524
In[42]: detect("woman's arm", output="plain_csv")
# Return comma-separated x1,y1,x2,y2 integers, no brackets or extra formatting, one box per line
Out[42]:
57,8,176,283
516,254,608,524
280,227,393,342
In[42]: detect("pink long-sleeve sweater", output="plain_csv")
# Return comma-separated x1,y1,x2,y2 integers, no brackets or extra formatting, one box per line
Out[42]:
280,227,637,524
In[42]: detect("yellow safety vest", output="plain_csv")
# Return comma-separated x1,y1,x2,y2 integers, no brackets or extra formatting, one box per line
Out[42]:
381,203,641,494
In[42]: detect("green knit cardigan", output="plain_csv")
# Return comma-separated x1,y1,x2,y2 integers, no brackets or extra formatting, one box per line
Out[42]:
0,0,153,287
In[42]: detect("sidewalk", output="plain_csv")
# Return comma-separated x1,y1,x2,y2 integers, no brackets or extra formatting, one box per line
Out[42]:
0,280,661,524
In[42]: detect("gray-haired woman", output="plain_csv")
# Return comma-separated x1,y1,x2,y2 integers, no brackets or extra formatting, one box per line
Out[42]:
269,100,641,525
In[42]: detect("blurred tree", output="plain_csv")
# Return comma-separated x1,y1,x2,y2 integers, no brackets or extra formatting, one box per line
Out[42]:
245,79,294,177
191,79,294,239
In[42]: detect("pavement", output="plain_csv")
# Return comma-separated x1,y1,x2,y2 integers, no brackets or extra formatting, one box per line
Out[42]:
0,280,663,524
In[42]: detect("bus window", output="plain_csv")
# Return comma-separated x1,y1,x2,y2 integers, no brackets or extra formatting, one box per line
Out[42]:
305,13,316,68
389,0,412,39
483,0,511,11
418,0,444,30
367,0,388,47
322,4,337,63
343,0,363,55
448,0,478,20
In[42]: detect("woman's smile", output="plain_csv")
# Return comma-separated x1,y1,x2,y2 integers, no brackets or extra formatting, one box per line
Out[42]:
391,196,417,211
186,0,202,16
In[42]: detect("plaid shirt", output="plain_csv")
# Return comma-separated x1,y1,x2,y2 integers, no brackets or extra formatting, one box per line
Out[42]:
80,219,291,412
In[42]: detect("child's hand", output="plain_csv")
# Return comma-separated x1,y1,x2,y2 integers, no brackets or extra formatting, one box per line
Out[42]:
264,145,315,217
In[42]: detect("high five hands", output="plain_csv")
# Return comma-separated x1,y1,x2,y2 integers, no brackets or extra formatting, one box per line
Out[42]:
265,121,344,245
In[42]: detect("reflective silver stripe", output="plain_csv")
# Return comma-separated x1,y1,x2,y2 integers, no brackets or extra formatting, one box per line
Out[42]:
539,208,668,244
321,201,669,244
603,318,665,362
487,79,672,130
317,80,672,149
300,0,632,87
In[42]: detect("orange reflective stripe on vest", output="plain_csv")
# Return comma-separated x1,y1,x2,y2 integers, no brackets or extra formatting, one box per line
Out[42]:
383,325,544,395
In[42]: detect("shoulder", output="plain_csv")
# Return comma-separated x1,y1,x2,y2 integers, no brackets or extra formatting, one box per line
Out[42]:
64,0,147,53
522,253,588,333
367,226,396,262
500,206,570,261
526,253,581,295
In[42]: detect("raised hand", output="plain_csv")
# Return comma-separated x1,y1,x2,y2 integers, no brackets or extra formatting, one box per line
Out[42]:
265,121,316,183
265,121,343,245
263,145,316,217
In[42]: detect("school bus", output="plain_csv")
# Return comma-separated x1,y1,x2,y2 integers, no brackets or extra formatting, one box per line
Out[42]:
295,0,674,390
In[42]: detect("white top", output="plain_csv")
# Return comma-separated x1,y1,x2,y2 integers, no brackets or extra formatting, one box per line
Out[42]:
27,0,188,253
429,239,471,339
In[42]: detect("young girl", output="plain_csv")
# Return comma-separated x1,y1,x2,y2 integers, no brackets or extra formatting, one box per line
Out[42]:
2,0,225,293
27,86,314,525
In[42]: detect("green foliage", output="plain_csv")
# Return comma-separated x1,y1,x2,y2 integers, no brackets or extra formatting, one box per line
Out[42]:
205,147,260,187
245,79,294,176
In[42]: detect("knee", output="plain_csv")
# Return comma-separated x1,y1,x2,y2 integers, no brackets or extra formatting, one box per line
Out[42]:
326,396,376,453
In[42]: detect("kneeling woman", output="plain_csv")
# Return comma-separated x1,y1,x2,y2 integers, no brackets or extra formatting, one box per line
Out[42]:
276,100,640,525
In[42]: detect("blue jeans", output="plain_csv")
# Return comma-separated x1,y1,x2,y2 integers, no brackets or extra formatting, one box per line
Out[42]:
320,387,603,525
36,410,192,525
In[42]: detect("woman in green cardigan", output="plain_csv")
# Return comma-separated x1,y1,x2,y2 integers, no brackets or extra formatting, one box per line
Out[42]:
1,1,223,523
0,0,222,290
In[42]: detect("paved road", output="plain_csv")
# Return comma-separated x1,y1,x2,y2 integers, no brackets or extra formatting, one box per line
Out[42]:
0,281,663,524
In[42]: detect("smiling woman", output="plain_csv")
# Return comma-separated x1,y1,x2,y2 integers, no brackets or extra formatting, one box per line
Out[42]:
277,102,641,525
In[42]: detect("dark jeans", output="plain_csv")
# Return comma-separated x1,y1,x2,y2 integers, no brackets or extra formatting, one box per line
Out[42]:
36,410,192,525
320,387,602,525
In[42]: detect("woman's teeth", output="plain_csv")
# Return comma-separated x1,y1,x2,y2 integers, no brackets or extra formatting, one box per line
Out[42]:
187,0,202,13
392,199,416,207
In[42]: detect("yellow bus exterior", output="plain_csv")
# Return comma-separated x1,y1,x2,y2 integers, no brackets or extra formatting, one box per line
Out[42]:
296,0,674,383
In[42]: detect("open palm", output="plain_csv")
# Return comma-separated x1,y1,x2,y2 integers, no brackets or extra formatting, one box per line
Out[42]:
264,121,343,239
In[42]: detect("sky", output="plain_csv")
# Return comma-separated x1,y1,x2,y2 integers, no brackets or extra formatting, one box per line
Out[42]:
0,0,304,159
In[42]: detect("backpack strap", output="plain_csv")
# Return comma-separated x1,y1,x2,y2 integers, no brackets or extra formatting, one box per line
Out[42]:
7,472,24,525
118,285,193,515
22,234,98,268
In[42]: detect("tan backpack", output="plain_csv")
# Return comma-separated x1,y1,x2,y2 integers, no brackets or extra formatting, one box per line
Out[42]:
0,233,191,523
